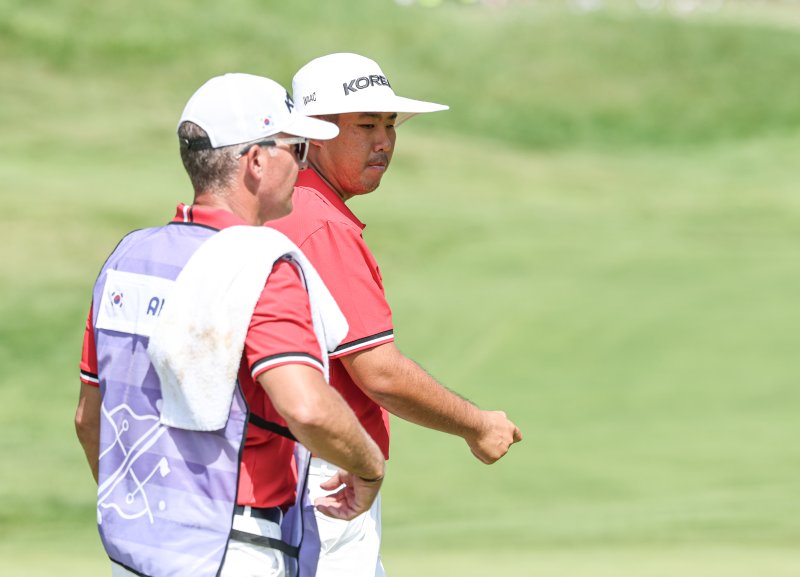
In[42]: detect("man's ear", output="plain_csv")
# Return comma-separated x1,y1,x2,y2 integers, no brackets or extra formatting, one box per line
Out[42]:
241,146,265,193
244,145,266,177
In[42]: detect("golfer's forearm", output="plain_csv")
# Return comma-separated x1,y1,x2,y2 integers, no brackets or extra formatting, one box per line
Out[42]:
344,345,483,439
75,419,100,482
377,367,482,438
78,441,100,483
259,364,384,480
75,383,101,483
286,401,385,480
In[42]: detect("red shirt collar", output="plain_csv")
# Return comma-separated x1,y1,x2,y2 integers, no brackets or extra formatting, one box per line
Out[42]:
295,169,365,231
171,203,248,230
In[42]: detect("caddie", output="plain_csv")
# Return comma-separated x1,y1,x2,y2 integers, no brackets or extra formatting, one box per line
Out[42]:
268,53,523,577
75,72,385,577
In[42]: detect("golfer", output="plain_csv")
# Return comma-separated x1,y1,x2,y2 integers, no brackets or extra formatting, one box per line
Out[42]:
75,72,384,577
269,53,523,577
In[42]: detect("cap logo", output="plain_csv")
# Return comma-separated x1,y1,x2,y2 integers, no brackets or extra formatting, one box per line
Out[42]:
262,116,273,127
303,92,316,106
342,75,391,96
285,91,295,113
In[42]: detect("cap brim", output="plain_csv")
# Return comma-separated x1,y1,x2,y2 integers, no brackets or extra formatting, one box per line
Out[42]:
299,95,449,126
390,96,449,125
283,114,340,140
389,95,449,115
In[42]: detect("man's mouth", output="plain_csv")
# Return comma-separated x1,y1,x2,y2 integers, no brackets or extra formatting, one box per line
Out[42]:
367,156,389,170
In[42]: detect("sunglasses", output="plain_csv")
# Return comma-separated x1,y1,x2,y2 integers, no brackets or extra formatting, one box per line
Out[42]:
237,137,309,164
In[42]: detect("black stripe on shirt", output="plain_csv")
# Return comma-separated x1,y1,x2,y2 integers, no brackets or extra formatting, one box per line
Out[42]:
80,370,99,384
250,352,324,377
332,330,394,355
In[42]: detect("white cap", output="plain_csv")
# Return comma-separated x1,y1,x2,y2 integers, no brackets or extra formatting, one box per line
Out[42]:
177,73,339,150
292,53,449,125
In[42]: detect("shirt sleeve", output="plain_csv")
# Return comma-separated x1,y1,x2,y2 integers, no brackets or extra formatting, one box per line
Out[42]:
299,222,394,358
244,258,324,380
79,304,99,386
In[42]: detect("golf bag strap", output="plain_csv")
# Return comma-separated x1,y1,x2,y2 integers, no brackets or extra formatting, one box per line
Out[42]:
229,529,299,558
248,413,297,442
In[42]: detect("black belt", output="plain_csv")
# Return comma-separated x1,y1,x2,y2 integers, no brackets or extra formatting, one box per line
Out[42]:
233,504,282,525
230,505,297,557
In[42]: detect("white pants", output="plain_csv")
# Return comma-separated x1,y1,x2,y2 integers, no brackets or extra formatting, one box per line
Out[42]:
308,457,386,577
110,508,285,577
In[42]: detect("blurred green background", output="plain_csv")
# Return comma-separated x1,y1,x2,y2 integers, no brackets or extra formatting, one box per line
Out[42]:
2,0,800,575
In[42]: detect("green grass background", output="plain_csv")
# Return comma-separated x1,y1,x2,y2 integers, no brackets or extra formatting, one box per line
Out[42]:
2,0,800,575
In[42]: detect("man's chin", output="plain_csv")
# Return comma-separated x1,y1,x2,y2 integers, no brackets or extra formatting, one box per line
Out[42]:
358,179,383,195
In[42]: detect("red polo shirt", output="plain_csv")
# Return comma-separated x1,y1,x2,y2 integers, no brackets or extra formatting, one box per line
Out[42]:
268,169,394,458
80,203,322,509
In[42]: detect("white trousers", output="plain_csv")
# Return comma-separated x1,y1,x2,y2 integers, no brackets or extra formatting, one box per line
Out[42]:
110,508,284,577
308,457,386,577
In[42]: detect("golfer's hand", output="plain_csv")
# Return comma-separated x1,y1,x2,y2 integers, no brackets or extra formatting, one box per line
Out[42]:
467,410,523,464
313,469,383,521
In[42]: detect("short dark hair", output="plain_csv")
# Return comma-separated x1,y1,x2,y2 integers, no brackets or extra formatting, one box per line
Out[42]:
177,122,239,194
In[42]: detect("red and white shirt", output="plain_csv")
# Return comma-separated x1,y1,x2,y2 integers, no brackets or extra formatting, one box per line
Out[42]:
269,169,394,458
80,204,322,509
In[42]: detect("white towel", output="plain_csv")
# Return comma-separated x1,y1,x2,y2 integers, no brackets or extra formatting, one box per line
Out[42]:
148,225,348,431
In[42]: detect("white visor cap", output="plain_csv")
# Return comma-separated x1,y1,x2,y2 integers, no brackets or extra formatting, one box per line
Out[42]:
178,73,339,149
292,53,449,126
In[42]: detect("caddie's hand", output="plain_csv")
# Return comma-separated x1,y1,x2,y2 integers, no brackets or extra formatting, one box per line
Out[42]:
313,469,384,521
466,410,523,464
